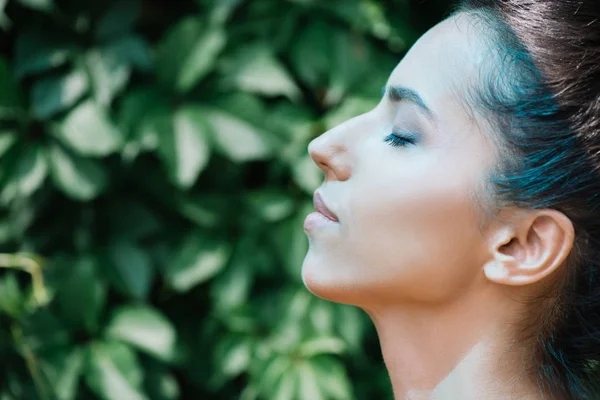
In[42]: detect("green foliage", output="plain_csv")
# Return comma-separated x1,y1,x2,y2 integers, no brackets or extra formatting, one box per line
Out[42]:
0,0,448,398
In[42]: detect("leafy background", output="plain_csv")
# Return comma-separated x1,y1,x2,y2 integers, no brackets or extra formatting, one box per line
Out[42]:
0,0,450,398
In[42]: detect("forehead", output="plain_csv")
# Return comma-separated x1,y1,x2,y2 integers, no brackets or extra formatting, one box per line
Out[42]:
386,13,489,119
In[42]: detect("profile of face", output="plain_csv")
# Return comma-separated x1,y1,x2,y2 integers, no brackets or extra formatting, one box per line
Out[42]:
302,15,502,309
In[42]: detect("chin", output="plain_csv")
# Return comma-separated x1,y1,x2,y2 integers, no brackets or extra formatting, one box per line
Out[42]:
301,252,361,306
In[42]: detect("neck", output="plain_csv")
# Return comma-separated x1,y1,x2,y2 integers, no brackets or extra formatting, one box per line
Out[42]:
365,285,543,400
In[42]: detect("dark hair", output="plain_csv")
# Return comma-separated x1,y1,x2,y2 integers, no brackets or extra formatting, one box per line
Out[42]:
452,1,600,399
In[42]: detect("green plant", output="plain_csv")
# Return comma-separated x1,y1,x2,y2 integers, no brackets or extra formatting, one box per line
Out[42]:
0,0,448,398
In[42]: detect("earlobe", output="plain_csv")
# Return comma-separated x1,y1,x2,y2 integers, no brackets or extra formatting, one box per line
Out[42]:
484,210,575,287
483,259,509,281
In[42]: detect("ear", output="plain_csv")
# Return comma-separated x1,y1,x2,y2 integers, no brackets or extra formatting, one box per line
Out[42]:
483,209,575,286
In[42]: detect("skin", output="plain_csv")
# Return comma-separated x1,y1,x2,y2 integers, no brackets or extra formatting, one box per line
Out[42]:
302,12,574,400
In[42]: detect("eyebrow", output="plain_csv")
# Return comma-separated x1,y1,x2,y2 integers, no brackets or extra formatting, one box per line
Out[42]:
384,85,436,122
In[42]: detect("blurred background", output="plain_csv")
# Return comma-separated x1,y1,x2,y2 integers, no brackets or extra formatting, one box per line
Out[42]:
0,0,451,398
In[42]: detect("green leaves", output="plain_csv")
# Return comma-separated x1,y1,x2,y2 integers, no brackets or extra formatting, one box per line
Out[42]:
165,231,231,292
0,131,16,157
290,20,378,106
94,0,141,41
85,48,131,107
106,306,177,363
223,46,300,100
207,110,272,162
0,58,22,116
14,144,48,197
85,341,148,400
0,0,433,398
14,31,76,78
215,334,252,378
105,242,154,301
157,17,226,93
56,256,105,333
0,273,24,318
17,0,55,13
39,348,84,400
246,189,295,222
31,69,89,119
47,145,107,200
156,105,211,189
54,101,122,156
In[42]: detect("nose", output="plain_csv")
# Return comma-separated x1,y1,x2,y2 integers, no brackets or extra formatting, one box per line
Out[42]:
308,126,352,182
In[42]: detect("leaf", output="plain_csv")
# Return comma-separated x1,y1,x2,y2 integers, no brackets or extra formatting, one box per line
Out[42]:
166,231,231,292
0,273,24,318
118,87,164,134
31,69,89,119
320,31,370,105
47,145,108,201
0,220,11,244
106,199,161,240
95,0,140,41
157,17,226,93
292,153,322,194
144,369,180,400
297,361,325,400
118,87,165,161
14,144,48,197
55,100,122,156
224,46,300,99
297,336,346,358
105,242,153,301
16,0,54,12
257,355,292,397
21,309,70,350
85,341,148,400
0,58,22,115
57,256,106,333
206,110,272,162
130,106,169,160
324,97,379,130
290,22,373,105
216,336,252,378
0,131,16,158
289,21,334,89
272,369,298,400
157,105,211,189
210,92,267,127
85,48,131,106
14,31,76,78
311,356,353,400
176,194,225,228
0,0,10,30
246,189,295,222
265,102,314,145
39,348,84,400
272,203,311,280
210,255,253,313
308,300,335,335
205,0,243,25
108,34,153,71
335,305,366,353
106,305,177,363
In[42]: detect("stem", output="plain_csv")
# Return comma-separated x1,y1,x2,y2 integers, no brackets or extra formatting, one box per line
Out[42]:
11,325,50,400
0,253,49,307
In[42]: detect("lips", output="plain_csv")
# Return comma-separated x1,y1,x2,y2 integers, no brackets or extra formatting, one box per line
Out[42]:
313,192,338,222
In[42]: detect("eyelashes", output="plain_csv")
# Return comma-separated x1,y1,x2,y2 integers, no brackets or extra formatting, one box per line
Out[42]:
384,130,419,148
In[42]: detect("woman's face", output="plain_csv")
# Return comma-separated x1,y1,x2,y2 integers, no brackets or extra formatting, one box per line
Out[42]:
302,14,500,308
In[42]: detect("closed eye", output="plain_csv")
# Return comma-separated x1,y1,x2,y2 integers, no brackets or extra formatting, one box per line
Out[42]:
384,131,419,148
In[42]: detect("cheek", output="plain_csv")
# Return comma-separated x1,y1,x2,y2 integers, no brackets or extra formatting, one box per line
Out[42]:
342,151,488,301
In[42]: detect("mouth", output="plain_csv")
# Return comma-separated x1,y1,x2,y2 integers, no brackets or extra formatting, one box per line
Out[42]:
313,191,339,222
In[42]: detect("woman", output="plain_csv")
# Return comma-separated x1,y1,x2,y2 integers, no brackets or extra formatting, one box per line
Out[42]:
302,1,600,399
